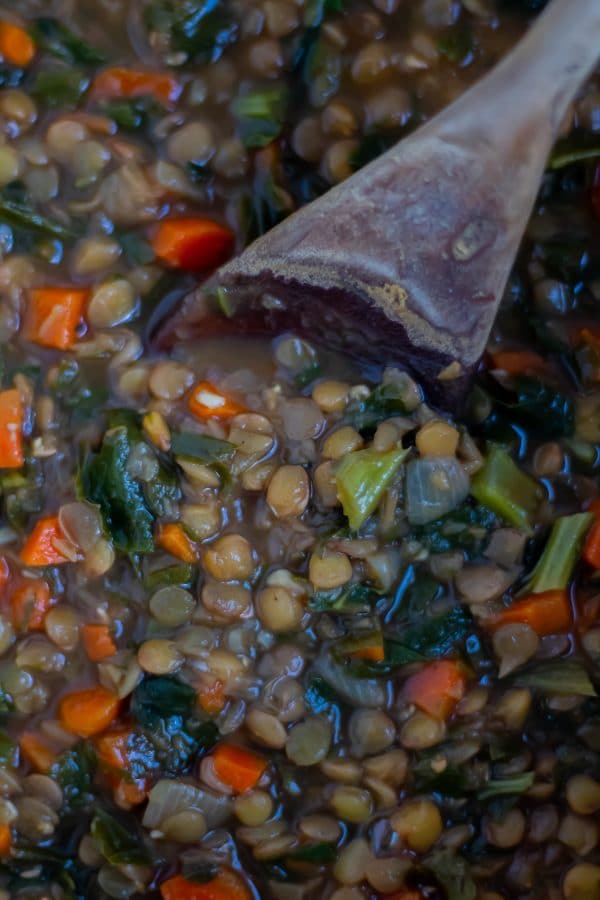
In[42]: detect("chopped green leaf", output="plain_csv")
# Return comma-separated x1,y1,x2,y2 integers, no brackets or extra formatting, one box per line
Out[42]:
51,743,96,809
287,842,337,863
345,382,413,432
488,375,575,439
116,231,155,265
414,503,497,557
525,512,593,594
378,606,472,671
437,27,473,64
425,850,476,900
233,87,288,148
335,447,408,530
304,676,340,714
516,660,597,696
143,563,195,591
32,17,106,65
91,808,150,866
0,195,78,240
309,583,379,612
81,426,155,554
143,0,237,63
471,447,540,531
479,771,535,801
0,731,17,765
31,68,89,108
171,431,235,463
132,675,196,725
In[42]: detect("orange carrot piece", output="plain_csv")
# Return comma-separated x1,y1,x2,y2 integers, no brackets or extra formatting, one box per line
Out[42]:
157,523,197,563
160,871,251,900
96,727,147,806
24,287,88,351
188,381,246,421
198,679,226,716
19,732,56,773
583,499,600,569
82,624,117,662
0,823,11,857
58,686,120,738
212,744,267,794
348,633,385,663
403,660,467,721
490,350,546,376
20,515,72,567
491,589,572,636
0,389,23,469
0,21,35,68
93,67,181,105
152,218,234,272
10,578,54,632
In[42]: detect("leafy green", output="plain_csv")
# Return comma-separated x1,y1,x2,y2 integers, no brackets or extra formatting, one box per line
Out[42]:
91,808,150,866
171,432,235,463
239,171,291,243
233,87,288,149
50,360,109,417
309,583,379,612
288,842,337,863
425,850,476,900
488,375,575,439
524,512,593,594
52,743,96,809
0,193,78,240
143,563,195,591
471,447,540,532
478,771,534,801
0,732,16,765
143,0,237,63
414,503,497,556
116,231,155,265
32,17,106,65
345,382,412,432
304,676,340,714
412,751,477,796
131,676,218,775
31,68,89,108
336,447,408,531
516,660,597,696
0,66,25,89
144,462,180,518
81,426,155,554
437,27,473,63
376,606,472,671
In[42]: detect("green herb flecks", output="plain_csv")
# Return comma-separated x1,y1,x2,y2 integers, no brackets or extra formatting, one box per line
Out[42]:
91,808,150,866
32,18,106,65
31,68,89,108
233,87,288,149
143,0,237,64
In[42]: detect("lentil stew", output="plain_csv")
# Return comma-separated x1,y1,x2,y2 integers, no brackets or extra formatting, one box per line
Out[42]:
0,1,598,899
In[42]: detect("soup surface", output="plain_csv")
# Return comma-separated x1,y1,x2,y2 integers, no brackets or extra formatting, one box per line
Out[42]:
0,1,598,899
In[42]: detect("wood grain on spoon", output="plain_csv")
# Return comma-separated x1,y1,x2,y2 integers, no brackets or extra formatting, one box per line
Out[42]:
157,0,600,408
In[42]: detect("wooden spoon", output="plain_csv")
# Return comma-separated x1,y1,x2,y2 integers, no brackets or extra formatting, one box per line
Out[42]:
157,0,600,408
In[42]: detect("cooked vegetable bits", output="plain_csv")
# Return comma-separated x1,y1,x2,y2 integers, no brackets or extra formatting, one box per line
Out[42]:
0,2,598,899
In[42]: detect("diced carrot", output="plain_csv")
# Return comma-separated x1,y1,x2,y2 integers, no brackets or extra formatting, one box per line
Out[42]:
188,381,246,421
0,21,35,68
157,523,197,563
0,823,11,857
212,744,267,794
0,389,23,469
348,632,385,662
160,870,251,900
19,732,56,773
96,727,147,806
583,499,600,569
58,686,120,738
152,218,234,272
491,589,572,636
20,515,74,567
10,578,54,632
82,624,117,662
24,287,88,351
92,67,181,106
198,678,226,716
490,350,546,376
403,660,467,721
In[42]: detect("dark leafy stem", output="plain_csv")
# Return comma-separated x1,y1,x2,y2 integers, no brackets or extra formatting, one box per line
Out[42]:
32,18,106,65
0,196,79,240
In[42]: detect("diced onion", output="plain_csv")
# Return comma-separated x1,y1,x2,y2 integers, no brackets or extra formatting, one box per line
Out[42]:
406,457,469,524
143,779,231,830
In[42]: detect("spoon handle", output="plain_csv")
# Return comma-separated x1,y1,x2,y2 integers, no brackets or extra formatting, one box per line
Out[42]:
437,0,600,150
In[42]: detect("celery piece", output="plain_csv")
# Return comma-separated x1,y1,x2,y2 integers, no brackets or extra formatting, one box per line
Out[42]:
525,512,594,594
470,448,540,531
335,447,408,531
516,660,596,697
